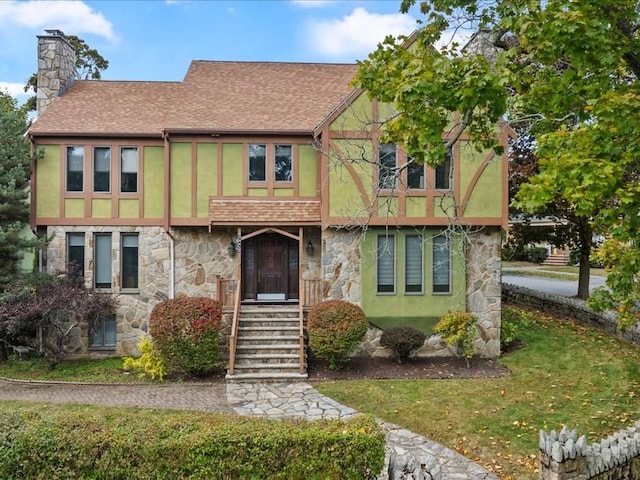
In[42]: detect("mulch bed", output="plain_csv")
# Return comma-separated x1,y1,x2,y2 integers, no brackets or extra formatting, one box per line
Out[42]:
306,356,510,381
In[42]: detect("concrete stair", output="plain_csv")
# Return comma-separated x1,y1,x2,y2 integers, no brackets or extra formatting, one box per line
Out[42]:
226,305,307,382
542,253,570,266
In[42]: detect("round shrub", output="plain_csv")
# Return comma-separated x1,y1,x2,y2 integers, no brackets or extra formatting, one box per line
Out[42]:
307,300,368,370
380,326,426,363
149,297,223,376
434,310,477,362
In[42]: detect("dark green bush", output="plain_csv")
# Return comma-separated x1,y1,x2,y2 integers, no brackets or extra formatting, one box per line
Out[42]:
307,300,368,370
525,246,548,264
0,405,385,479
501,306,532,352
149,297,223,376
380,326,426,363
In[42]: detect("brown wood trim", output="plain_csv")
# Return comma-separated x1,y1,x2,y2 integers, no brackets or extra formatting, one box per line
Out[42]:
314,88,365,137
453,139,461,218
242,227,301,242
30,141,36,230
327,138,371,210
266,144,274,195
327,130,374,140
32,137,164,146
320,126,330,230
191,141,197,218
242,143,248,196
83,146,91,218
292,144,299,197
110,143,118,218
163,133,170,231
59,145,65,218
459,150,497,217
322,216,505,227
139,143,145,218
170,218,211,226
212,220,321,227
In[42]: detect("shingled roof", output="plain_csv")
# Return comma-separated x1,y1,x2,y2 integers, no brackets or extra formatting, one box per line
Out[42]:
29,61,359,137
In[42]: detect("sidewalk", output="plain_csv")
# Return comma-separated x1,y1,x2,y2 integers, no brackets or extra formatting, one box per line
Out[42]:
0,378,499,480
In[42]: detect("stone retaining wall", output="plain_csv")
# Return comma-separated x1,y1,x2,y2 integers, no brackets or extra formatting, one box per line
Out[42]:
502,283,640,348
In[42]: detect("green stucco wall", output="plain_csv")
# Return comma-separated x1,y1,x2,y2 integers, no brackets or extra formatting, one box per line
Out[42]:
222,144,243,196
64,199,83,218
329,93,373,131
144,146,164,219
170,143,192,217
360,227,466,334
119,199,138,218
298,145,317,197
459,144,503,218
197,143,217,217
328,140,372,217
36,145,60,218
92,199,111,218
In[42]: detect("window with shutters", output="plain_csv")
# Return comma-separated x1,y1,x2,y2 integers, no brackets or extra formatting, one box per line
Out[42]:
405,235,423,293
377,234,395,294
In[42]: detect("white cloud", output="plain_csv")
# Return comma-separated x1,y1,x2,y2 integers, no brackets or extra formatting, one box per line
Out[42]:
307,7,416,59
0,82,30,98
0,1,116,41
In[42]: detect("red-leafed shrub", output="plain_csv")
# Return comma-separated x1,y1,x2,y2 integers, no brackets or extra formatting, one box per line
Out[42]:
149,297,223,376
307,300,368,370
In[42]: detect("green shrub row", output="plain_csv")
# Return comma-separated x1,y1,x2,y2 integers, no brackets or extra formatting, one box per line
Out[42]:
0,405,385,479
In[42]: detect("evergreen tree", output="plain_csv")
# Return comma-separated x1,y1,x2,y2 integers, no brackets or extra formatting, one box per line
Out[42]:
0,91,34,290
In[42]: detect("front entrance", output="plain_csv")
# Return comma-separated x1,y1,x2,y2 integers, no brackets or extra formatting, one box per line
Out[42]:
242,233,299,301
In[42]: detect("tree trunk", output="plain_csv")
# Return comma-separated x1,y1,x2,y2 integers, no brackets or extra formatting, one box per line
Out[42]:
576,216,592,300
0,342,7,363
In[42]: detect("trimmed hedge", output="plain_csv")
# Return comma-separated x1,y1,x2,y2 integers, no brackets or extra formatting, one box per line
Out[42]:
380,326,426,363
0,404,385,479
149,297,223,376
307,300,368,370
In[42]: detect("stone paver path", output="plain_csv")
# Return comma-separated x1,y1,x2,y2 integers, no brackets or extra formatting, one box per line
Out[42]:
0,378,499,479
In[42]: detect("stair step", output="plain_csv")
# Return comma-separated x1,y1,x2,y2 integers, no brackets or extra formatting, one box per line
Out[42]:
234,362,303,369
235,353,300,360
225,372,308,383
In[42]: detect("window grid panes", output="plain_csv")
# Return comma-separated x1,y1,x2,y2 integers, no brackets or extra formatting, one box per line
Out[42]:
66,146,84,192
405,235,423,293
94,233,112,289
435,148,452,190
274,144,293,182
407,157,425,189
377,235,395,294
378,143,397,190
249,144,266,182
90,315,116,348
93,147,111,192
121,234,139,289
120,147,138,193
433,234,451,293
67,233,85,278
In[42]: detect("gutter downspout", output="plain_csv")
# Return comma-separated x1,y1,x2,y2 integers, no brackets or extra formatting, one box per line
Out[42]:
163,131,175,299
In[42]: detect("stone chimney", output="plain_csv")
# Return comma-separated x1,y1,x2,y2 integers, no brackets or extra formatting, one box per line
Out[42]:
36,29,76,116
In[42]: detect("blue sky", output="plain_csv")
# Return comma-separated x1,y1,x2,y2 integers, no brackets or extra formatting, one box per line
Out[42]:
0,0,422,104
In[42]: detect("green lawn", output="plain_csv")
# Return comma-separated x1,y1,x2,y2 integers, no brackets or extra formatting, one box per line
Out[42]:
315,309,640,479
1,308,639,479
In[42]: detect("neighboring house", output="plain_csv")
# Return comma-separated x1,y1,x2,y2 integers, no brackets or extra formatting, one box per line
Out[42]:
28,31,508,378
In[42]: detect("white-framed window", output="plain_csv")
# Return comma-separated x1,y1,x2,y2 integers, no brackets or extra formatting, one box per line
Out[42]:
405,235,423,293
377,234,395,294
66,146,84,192
378,143,397,190
94,233,112,289
248,144,267,182
121,234,138,289
93,146,111,192
274,144,293,182
432,234,451,293
120,147,138,193
435,147,453,190
90,315,116,348
67,233,85,278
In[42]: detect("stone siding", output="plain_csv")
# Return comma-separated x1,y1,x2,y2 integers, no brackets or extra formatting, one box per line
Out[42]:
46,226,236,357
321,228,361,304
37,31,76,116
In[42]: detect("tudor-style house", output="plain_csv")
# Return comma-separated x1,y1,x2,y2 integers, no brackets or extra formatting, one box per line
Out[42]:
29,31,508,380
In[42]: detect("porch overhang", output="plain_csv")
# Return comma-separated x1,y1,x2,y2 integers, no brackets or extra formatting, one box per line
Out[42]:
209,198,321,226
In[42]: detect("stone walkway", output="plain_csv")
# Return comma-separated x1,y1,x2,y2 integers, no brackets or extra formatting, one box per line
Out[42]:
0,378,499,480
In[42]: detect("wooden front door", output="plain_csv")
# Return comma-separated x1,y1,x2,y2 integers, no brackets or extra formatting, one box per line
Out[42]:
242,233,299,301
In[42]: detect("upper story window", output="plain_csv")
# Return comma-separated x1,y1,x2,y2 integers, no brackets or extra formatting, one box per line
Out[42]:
93,147,111,193
435,148,452,190
120,147,138,193
275,145,292,182
249,144,267,182
66,146,84,192
378,143,397,190
407,157,425,190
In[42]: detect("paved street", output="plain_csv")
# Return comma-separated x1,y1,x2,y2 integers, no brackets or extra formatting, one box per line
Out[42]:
503,268,606,297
